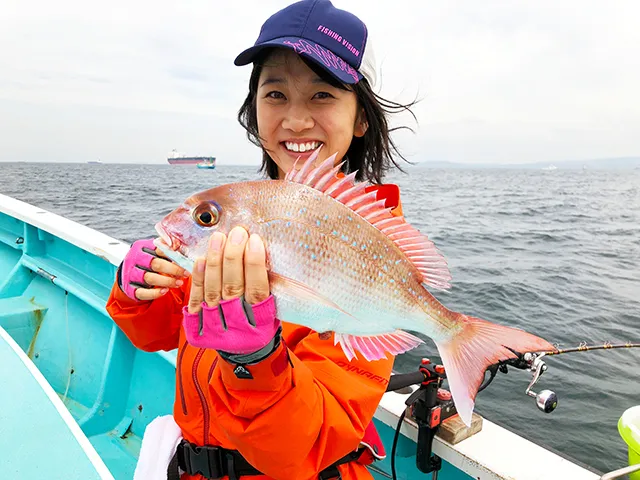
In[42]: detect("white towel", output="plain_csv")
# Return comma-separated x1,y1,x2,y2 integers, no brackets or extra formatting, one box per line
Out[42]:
133,415,183,480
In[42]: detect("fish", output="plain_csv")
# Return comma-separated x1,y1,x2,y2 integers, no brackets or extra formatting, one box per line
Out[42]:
153,149,556,426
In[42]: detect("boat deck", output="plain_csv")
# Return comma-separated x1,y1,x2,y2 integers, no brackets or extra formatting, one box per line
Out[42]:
0,326,111,479
0,194,178,479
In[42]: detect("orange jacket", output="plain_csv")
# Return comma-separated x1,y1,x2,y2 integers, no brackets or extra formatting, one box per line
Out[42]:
105,184,403,480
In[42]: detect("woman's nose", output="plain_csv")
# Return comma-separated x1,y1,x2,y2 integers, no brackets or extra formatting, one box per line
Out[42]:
281,103,314,132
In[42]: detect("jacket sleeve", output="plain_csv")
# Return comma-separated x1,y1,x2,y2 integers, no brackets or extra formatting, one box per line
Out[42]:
105,277,190,352
208,326,394,479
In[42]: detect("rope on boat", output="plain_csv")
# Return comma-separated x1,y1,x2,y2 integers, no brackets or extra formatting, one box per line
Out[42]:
61,291,72,405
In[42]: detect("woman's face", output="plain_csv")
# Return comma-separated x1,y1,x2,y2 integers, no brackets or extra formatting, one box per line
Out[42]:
256,49,367,179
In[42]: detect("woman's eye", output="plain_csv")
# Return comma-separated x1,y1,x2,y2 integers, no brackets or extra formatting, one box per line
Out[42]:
313,91,334,100
266,91,285,99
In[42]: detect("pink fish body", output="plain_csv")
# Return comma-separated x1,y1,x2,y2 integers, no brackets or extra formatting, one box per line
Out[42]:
155,151,555,425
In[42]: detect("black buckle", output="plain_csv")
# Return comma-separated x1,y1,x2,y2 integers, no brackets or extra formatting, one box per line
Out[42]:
319,464,342,480
178,440,224,479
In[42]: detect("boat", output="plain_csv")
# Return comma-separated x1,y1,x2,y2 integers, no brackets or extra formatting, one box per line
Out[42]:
542,165,558,171
0,191,638,480
196,159,216,170
168,149,216,166
87,160,103,164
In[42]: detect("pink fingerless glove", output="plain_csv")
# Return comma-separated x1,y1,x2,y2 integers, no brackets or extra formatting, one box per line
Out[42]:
119,238,158,301
182,295,280,357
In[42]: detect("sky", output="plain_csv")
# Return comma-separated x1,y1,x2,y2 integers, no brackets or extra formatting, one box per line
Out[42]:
1,0,639,165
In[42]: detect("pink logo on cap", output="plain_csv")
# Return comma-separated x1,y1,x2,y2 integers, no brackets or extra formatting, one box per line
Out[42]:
283,39,359,83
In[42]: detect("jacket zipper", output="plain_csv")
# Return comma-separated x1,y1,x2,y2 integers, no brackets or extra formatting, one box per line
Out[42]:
177,339,188,415
192,348,210,445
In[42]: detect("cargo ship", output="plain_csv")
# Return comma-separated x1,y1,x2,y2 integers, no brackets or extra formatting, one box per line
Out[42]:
167,149,216,166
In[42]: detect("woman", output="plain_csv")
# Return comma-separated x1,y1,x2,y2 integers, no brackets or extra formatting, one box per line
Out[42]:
107,1,416,478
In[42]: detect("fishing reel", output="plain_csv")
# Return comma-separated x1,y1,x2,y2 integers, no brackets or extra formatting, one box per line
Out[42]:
523,352,558,413
480,350,558,414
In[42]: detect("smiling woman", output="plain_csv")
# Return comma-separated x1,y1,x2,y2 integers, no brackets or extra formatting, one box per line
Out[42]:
106,1,427,478
237,44,417,184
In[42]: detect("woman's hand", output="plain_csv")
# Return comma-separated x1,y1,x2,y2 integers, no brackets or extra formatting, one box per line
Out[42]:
119,239,190,301
182,227,279,356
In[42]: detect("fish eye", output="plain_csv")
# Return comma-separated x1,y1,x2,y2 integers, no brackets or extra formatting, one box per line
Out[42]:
192,203,220,227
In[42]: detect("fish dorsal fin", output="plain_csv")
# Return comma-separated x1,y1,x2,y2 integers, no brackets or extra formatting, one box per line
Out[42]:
285,150,452,290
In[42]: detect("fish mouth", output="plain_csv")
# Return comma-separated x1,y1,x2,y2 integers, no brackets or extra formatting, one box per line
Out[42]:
155,223,180,251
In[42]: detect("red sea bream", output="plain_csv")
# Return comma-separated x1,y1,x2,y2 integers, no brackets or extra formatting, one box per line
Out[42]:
154,150,556,426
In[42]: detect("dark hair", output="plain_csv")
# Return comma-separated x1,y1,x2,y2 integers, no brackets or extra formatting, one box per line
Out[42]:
237,48,417,184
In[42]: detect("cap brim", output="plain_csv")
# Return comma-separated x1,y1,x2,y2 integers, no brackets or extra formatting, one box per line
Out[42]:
234,37,362,85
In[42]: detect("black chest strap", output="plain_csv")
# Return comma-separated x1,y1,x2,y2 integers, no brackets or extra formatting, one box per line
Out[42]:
168,439,364,480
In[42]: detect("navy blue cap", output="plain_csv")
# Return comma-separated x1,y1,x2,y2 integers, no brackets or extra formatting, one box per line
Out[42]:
234,0,374,85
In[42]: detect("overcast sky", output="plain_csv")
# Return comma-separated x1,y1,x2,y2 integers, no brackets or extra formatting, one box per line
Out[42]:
1,0,638,165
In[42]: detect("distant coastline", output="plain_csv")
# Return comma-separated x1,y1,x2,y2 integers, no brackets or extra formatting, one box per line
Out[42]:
414,157,640,170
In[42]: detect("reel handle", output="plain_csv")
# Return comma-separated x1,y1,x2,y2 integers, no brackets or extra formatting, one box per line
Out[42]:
524,353,558,413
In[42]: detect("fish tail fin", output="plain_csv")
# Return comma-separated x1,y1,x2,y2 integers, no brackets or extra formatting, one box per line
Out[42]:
434,315,555,427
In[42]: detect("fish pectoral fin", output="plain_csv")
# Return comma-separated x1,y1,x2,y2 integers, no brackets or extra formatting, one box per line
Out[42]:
268,272,357,319
334,331,423,362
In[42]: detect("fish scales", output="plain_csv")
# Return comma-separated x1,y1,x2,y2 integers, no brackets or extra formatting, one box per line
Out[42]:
221,180,452,340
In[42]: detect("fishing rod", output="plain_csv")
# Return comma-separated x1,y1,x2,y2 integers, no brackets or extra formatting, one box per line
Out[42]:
544,342,640,356
384,341,640,480
479,342,640,409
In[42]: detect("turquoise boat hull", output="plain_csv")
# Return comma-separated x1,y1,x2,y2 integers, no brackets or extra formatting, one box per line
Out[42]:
0,193,605,480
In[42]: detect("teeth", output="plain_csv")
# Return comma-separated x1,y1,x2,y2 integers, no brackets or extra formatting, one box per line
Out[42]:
285,141,321,153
